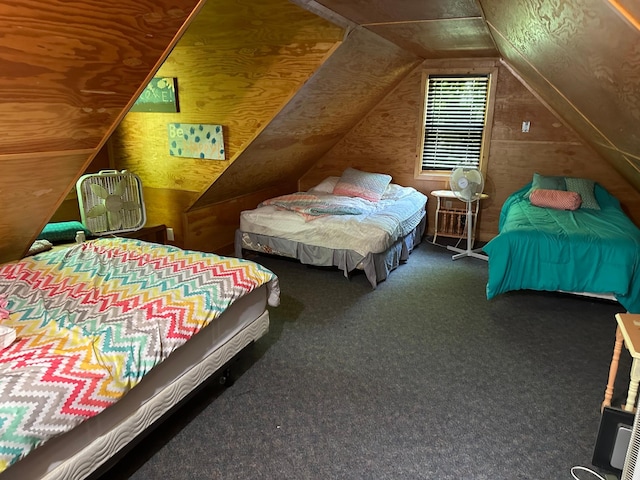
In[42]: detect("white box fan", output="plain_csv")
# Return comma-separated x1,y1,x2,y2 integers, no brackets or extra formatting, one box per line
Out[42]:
76,170,146,236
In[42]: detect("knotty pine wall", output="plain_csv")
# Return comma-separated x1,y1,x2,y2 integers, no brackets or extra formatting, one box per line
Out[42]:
300,58,640,241
107,0,344,247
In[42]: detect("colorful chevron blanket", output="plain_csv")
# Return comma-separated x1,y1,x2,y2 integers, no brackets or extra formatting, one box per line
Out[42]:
0,237,278,473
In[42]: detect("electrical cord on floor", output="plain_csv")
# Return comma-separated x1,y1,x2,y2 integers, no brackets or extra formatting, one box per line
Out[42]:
570,465,608,480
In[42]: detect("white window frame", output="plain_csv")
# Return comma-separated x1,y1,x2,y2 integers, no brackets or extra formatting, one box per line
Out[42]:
415,67,497,181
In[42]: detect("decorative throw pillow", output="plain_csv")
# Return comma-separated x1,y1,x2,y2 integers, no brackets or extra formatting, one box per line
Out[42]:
332,168,392,202
37,221,91,243
532,172,566,190
27,239,53,256
564,177,601,210
527,172,566,198
308,176,340,194
529,189,582,210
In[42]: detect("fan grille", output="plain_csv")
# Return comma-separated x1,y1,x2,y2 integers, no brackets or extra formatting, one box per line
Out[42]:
76,171,146,235
450,166,485,202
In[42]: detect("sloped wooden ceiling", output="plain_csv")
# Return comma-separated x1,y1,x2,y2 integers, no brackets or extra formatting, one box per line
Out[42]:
198,0,640,211
191,0,497,208
0,0,204,264
190,26,421,208
308,0,499,59
302,0,640,193
480,0,640,191
4,0,640,261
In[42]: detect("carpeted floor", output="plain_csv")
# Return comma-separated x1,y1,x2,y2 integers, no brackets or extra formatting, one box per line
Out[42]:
96,240,631,480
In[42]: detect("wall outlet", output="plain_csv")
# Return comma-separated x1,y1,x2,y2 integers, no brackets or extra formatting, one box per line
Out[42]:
445,200,453,209
166,227,175,241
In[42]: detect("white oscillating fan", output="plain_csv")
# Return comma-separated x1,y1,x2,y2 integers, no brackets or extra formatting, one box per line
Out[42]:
448,165,488,261
76,170,146,236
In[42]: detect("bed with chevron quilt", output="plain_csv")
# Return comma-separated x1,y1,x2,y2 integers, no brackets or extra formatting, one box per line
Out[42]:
0,237,279,479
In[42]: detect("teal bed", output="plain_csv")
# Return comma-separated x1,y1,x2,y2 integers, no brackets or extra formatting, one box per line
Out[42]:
484,182,640,313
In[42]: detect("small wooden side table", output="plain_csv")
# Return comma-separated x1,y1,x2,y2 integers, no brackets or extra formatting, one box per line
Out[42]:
430,190,488,245
118,224,168,245
602,313,640,412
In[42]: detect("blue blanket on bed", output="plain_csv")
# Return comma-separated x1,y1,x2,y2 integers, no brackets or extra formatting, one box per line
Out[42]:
484,183,640,313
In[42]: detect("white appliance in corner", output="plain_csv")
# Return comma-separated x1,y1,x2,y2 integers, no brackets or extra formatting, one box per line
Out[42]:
76,170,146,236
622,406,640,479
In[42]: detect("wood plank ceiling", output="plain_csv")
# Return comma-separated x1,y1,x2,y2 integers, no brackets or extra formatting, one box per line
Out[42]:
203,0,640,207
2,0,640,262
295,0,640,190
0,0,205,264
193,0,500,206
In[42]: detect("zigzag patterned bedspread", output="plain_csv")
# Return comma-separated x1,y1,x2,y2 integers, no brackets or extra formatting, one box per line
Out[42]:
0,237,279,473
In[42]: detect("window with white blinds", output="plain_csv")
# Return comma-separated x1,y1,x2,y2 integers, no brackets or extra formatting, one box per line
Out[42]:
421,75,490,171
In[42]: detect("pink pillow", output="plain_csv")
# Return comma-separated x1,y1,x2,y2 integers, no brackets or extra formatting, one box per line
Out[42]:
529,189,582,210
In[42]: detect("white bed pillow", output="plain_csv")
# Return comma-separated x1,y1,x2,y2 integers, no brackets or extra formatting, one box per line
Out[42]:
308,176,340,193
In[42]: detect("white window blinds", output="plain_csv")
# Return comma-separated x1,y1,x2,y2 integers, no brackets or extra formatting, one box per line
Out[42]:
422,75,489,171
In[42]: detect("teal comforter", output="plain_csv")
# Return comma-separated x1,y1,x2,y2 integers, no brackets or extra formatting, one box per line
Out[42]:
484,183,640,313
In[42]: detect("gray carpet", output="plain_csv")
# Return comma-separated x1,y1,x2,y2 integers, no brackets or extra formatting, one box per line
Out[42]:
96,241,630,480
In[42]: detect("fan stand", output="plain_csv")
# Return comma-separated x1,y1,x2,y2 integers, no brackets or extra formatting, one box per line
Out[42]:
447,198,488,261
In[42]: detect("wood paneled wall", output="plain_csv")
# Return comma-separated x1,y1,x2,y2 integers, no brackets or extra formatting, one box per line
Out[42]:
480,0,640,193
0,0,204,264
183,183,297,255
300,58,640,241
109,0,344,247
182,27,421,252
49,144,113,223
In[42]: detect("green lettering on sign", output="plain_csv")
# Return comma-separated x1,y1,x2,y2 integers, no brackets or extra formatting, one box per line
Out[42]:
131,77,178,113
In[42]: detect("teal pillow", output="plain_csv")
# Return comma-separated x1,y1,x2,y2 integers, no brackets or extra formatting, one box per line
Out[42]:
532,172,566,191
565,177,600,210
527,173,566,198
37,221,91,243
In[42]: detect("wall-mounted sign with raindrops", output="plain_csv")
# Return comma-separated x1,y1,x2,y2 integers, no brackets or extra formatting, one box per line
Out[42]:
167,123,225,160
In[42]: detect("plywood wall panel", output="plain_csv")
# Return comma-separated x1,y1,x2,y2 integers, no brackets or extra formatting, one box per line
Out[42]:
484,141,640,231
367,18,498,59
301,59,640,242
184,183,296,254
113,39,335,194
492,65,578,143
0,0,203,262
191,27,421,208
51,146,113,223
178,0,344,47
143,187,198,246
0,152,93,263
482,0,640,155
0,0,202,156
615,0,640,19
315,0,482,24
492,30,640,195
110,0,344,246
481,0,640,193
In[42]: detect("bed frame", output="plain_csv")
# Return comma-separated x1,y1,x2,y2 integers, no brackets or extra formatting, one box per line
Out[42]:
236,213,426,288
484,181,640,312
0,284,270,480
